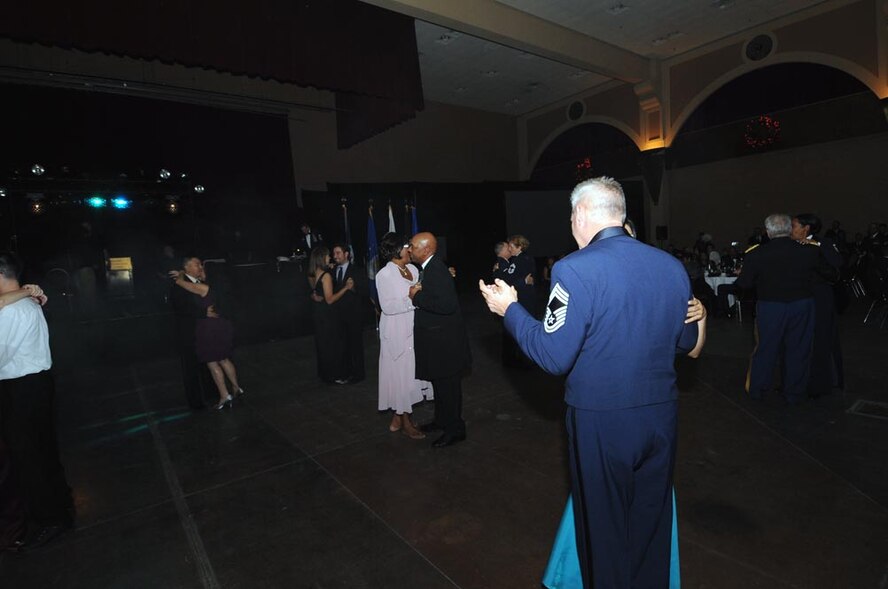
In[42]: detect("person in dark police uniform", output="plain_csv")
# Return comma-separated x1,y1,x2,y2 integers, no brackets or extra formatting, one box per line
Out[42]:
791,213,844,396
480,177,700,589
736,213,839,404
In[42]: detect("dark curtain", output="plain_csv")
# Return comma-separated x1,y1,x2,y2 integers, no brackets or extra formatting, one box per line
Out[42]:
0,0,424,146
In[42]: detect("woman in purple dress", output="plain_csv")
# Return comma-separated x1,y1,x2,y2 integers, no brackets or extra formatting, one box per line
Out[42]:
172,259,244,410
376,233,432,439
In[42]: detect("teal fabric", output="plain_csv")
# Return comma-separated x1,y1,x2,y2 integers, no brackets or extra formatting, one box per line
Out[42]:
542,490,681,589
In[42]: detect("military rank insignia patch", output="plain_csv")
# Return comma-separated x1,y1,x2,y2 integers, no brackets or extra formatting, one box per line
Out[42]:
544,283,569,333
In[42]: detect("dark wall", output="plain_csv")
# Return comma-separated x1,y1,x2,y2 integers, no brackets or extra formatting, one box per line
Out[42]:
0,83,298,278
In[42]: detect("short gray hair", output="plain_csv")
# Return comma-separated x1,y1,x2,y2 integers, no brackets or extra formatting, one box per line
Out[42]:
494,241,508,256
570,177,626,224
764,213,792,238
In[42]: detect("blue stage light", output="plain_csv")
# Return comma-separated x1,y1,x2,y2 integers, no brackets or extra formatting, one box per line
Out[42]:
111,196,131,209
86,196,107,208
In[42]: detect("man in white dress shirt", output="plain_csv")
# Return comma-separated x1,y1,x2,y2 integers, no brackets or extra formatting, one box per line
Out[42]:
0,252,73,551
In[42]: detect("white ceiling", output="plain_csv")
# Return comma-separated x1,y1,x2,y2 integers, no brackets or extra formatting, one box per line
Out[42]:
415,0,830,116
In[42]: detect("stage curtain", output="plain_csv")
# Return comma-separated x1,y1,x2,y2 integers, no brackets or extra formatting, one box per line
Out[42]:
0,0,424,146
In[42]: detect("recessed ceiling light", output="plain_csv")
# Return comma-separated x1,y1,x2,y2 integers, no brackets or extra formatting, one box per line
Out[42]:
568,71,590,79
606,3,630,15
482,70,499,77
711,0,735,8
454,87,468,93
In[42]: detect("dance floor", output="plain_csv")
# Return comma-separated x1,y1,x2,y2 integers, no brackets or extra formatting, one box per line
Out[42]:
1,294,886,588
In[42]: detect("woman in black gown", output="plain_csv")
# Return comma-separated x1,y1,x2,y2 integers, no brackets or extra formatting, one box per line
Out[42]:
172,259,244,410
307,247,353,384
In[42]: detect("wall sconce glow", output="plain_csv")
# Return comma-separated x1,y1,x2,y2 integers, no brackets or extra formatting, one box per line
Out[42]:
30,200,44,215
86,196,107,208
111,196,131,209
193,184,205,194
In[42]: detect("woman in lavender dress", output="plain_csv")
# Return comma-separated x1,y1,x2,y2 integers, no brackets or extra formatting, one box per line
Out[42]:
376,233,432,439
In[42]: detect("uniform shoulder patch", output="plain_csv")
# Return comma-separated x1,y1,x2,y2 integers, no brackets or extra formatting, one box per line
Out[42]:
544,282,569,334
744,244,760,254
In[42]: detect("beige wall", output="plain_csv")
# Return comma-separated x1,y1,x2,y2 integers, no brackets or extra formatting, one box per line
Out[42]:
668,132,888,247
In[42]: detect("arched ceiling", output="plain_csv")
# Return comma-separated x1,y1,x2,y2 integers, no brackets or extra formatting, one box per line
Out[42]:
363,0,834,115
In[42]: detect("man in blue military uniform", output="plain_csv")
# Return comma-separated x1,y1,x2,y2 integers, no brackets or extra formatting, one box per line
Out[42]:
480,177,700,589
737,213,839,404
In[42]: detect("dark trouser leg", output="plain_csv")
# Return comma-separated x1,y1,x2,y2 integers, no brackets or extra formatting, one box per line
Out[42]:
748,301,787,397
178,335,205,409
0,437,26,549
432,375,465,437
566,403,677,589
808,288,834,397
0,372,73,526
347,317,365,381
782,298,815,402
717,284,737,316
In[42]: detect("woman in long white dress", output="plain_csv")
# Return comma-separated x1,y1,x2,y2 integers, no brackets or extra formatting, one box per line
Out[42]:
376,233,433,439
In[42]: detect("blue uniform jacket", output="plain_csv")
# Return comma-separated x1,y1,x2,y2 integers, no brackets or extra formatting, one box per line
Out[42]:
504,233,697,411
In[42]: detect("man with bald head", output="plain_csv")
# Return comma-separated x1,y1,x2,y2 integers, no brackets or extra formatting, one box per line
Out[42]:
480,177,699,588
408,232,471,448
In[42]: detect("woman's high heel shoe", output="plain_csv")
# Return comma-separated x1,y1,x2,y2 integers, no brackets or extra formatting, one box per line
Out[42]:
214,395,233,410
233,388,245,398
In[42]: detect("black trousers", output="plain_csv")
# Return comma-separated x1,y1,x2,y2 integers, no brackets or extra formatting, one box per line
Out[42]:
432,374,465,436
0,437,26,548
176,325,208,409
0,371,73,526
567,402,676,589
808,285,844,396
342,315,365,381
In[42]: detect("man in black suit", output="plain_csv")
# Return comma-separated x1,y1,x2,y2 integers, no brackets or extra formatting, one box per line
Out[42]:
331,244,366,383
408,232,471,448
170,255,209,409
297,222,324,254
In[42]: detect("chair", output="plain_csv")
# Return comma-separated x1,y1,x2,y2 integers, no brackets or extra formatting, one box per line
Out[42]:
863,267,888,328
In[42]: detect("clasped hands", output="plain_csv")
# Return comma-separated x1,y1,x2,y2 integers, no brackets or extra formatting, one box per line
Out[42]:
23,284,48,307
478,278,518,317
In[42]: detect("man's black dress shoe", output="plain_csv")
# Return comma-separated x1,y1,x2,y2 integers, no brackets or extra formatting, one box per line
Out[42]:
432,433,466,448
419,422,442,433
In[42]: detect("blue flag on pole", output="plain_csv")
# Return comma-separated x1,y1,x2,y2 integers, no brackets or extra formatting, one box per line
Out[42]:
411,203,419,236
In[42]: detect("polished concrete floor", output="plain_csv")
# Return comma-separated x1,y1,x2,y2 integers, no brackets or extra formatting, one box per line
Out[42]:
1,295,887,588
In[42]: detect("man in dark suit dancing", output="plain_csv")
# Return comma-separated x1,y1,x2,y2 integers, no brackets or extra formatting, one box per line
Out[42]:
408,232,471,448
331,244,366,383
170,255,209,410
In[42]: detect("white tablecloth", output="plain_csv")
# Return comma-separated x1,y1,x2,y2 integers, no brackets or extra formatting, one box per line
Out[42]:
705,275,738,307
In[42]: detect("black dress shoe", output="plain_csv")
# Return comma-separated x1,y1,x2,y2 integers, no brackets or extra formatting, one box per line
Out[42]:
432,433,466,448
419,422,442,433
